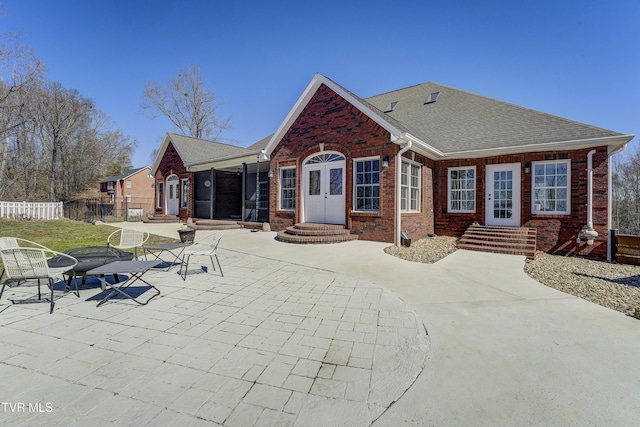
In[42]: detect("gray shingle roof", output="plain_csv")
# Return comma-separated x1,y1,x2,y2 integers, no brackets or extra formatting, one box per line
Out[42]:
101,166,148,183
168,133,254,165
364,82,623,154
247,134,273,151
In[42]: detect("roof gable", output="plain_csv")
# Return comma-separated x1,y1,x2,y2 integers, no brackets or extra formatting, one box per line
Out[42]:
263,73,430,156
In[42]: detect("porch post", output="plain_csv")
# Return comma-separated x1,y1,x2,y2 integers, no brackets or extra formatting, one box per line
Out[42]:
241,162,247,221
210,168,216,220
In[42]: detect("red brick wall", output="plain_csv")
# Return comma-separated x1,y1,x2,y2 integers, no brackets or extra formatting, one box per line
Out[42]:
434,147,610,258
269,84,435,243
269,84,397,242
155,142,189,220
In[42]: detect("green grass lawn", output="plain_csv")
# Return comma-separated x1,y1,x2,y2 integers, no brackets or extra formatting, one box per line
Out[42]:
0,218,176,252
0,218,178,276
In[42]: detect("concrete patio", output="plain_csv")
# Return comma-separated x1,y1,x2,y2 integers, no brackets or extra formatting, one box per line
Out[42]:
1,223,639,426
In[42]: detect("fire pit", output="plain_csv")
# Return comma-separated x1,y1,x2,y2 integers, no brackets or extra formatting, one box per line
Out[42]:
49,246,134,292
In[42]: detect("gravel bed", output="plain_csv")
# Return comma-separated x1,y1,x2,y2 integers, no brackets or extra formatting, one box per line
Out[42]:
384,236,458,264
385,236,640,319
525,252,640,319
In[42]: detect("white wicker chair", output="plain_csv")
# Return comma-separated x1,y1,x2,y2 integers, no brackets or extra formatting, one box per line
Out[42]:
179,232,224,280
107,228,149,259
0,247,78,313
0,237,50,251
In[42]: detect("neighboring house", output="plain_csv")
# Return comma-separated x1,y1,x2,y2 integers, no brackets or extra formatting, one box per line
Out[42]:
99,166,155,218
152,73,634,260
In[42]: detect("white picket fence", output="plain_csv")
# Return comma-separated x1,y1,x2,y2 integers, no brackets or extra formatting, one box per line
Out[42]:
0,201,64,220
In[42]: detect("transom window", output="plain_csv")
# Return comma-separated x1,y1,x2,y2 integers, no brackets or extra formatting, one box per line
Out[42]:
532,160,570,214
354,158,380,212
401,160,421,212
448,166,476,212
305,153,345,164
280,168,296,210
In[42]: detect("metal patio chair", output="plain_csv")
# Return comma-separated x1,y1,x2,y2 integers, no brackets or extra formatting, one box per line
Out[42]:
0,247,78,313
107,228,149,259
0,237,58,286
0,237,51,251
179,232,224,280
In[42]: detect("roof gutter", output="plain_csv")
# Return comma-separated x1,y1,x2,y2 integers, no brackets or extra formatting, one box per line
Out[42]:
441,134,634,159
185,150,267,172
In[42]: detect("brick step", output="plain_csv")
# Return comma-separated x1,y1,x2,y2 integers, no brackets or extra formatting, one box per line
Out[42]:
276,222,357,244
459,234,534,244
458,225,536,258
190,223,242,230
284,226,352,237
193,219,236,225
142,215,180,223
466,225,536,236
457,242,536,258
237,221,265,230
276,230,358,244
458,237,536,250
292,223,347,231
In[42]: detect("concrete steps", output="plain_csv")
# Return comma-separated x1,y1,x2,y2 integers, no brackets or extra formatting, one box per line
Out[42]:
189,219,243,230
277,223,358,244
142,214,180,223
457,224,536,258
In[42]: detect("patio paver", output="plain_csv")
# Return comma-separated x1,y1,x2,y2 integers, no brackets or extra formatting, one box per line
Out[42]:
0,246,428,426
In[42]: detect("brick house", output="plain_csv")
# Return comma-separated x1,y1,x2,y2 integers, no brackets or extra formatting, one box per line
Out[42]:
99,166,155,218
150,133,270,222
152,74,634,260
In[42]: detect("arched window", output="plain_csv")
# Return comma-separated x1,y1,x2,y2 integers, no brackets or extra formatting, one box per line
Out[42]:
304,153,345,164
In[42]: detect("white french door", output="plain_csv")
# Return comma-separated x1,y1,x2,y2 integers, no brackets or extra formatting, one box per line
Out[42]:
485,163,521,227
303,162,345,225
166,175,179,215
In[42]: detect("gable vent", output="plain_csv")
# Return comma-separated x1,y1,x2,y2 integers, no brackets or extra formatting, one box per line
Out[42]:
384,101,398,113
424,91,440,104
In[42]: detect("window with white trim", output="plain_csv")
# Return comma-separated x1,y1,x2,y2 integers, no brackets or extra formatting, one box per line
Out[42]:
448,166,476,212
354,158,380,212
280,167,296,210
532,160,570,214
126,180,131,188
181,178,189,209
157,182,164,208
401,160,421,212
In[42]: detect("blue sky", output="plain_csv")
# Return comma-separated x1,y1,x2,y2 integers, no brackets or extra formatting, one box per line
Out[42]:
3,0,639,167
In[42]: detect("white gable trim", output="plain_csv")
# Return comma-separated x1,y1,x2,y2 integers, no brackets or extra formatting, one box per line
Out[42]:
264,73,410,156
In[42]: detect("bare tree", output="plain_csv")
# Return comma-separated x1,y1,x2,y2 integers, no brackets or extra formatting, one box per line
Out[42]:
141,64,231,140
0,11,45,182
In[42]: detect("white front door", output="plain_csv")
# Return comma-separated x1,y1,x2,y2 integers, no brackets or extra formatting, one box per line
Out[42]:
485,163,521,227
166,175,179,215
303,159,345,225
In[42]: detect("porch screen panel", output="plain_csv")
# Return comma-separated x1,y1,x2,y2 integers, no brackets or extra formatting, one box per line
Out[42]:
194,171,213,219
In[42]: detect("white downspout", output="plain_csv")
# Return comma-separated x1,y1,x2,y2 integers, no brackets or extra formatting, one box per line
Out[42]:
587,149,596,230
579,149,598,245
396,140,412,246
